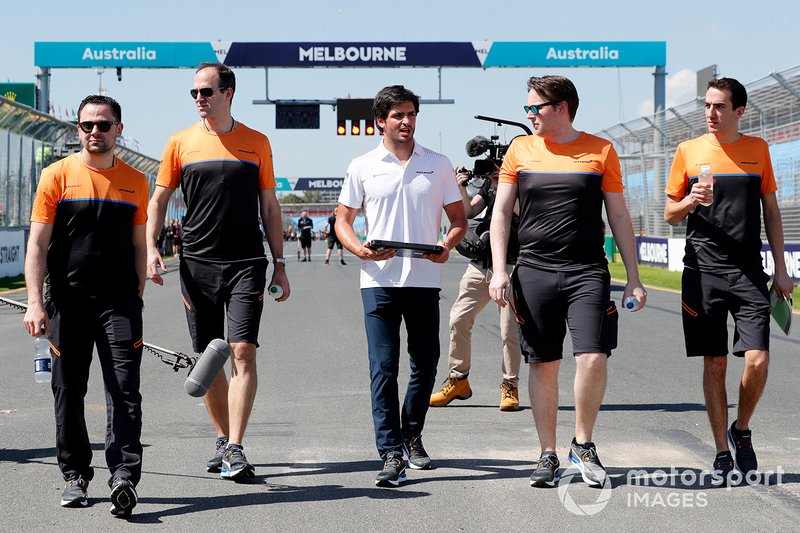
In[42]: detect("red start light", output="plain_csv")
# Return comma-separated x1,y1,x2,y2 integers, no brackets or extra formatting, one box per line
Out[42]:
364,120,375,135
337,120,347,135
351,121,361,135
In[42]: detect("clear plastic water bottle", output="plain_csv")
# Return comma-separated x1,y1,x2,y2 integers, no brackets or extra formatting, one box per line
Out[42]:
697,165,713,207
34,333,52,383
623,296,640,312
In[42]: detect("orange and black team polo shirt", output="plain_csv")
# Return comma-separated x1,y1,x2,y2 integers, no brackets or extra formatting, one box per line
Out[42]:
30,154,149,297
157,123,276,263
500,132,623,271
666,134,778,273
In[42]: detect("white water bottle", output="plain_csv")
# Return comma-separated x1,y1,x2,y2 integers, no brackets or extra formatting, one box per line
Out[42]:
34,333,52,383
623,296,640,312
268,284,283,299
697,165,713,207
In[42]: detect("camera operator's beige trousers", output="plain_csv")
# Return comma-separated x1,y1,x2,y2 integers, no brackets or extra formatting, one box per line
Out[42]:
448,262,521,385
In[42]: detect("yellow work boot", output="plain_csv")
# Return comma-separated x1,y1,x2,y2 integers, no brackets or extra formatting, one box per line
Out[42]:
500,380,520,411
429,376,472,407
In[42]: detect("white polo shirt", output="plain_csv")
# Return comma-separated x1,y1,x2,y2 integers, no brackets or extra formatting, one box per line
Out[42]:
339,140,460,289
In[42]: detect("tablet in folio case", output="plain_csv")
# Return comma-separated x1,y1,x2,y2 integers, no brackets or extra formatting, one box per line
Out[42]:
769,284,793,335
368,240,444,258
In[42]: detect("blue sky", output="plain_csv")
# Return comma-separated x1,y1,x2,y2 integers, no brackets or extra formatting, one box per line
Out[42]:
2,0,798,177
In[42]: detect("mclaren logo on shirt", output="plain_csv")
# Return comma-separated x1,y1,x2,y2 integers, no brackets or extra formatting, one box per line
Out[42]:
574,160,595,164
416,170,434,174
739,161,759,165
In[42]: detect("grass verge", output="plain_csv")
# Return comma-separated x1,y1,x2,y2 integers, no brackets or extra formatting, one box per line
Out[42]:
0,275,26,293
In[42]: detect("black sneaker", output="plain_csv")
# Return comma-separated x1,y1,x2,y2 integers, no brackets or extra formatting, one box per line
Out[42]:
109,478,138,517
403,434,432,470
728,420,758,475
711,451,735,486
324,259,329,264
568,438,607,487
530,452,560,487
220,444,255,480
206,436,229,473
340,260,347,265
375,451,407,487
61,476,89,507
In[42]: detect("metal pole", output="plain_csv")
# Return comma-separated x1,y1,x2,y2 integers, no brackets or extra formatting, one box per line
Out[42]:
17,135,24,226
653,65,667,237
36,67,50,114
3,131,9,227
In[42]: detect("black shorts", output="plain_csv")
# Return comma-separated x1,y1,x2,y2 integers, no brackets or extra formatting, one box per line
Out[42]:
327,236,343,250
681,268,770,357
513,265,618,363
300,234,312,248
179,257,267,353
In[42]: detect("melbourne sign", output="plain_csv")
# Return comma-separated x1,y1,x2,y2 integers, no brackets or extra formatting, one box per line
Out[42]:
35,41,666,69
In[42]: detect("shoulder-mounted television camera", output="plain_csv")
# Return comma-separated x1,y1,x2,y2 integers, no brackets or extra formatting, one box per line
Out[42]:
459,115,532,187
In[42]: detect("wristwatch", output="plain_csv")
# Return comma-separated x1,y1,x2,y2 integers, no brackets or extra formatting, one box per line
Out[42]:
273,257,286,265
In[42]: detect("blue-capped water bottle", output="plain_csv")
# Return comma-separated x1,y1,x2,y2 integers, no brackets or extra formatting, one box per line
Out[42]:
623,296,640,312
34,330,52,383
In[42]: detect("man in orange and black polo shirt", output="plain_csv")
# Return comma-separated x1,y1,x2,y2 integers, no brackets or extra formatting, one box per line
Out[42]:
489,75,646,489
146,62,289,481
23,95,147,515
665,77,794,484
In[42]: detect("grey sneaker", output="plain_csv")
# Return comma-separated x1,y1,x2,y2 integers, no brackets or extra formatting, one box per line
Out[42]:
109,478,138,517
403,434,432,470
568,438,607,487
375,451,407,487
61,476,89,507
220,444,255,480
207,436,229,473
530,452,560,488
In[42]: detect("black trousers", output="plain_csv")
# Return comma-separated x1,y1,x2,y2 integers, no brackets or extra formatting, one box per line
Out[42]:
48,293,144,487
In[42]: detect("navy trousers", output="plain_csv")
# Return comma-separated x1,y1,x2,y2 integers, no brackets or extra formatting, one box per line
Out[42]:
361,287,441,459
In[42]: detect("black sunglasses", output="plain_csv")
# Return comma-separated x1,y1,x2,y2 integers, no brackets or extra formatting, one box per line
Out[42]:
523,101,558,115
77,120,120,133
190,87,225,99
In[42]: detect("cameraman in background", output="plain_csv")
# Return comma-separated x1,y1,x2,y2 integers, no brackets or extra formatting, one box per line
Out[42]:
430,160,522,411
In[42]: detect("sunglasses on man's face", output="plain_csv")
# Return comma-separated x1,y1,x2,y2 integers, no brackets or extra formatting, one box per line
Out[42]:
77,121,120,133
190,87,225,99
523,101,558,115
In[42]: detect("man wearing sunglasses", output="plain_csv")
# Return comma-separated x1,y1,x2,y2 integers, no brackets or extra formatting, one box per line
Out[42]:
146,62,289,481
23,95,148,515
489,75,645,489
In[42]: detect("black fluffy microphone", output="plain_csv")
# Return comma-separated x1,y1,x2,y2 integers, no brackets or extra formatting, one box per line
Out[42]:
184,339,231,397
465,136,491,157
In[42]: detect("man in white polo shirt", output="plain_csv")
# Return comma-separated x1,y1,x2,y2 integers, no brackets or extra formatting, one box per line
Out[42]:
336,85,467,487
